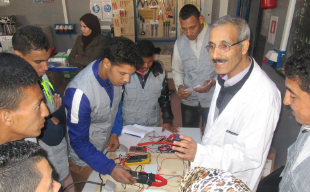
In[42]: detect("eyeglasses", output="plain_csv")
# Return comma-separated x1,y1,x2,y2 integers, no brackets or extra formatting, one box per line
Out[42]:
205,40,245,53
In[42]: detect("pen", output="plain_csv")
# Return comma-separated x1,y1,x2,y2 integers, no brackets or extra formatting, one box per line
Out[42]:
124,133,141,138
206,80,212,86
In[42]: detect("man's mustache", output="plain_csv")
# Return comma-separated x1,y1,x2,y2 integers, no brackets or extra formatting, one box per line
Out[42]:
212,59,229,63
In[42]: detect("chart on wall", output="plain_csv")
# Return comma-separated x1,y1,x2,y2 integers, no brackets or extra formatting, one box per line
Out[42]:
0,0,9,6
285,0,310,60
90,0,113,21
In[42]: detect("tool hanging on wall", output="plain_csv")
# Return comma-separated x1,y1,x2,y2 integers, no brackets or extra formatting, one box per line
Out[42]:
155,24,158,37
163,21,166,37
141,18,145,35
173,8,175,24
149,0,158,5
151,24,154,36
157,8,163,21
137,0,144,8
167,20,170,37
162,0,174,18
144,0,149,6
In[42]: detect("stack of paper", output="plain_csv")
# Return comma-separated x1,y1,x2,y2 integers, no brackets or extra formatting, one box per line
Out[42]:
122,124,154,138
119,124,154,147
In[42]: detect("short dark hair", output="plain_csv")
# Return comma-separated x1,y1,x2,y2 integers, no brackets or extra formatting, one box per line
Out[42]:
102,36,143,68
285,49,310,94
0,140,47,192
0,53,39,110
137,40,161,58
179,4,200,20
12,25,50,55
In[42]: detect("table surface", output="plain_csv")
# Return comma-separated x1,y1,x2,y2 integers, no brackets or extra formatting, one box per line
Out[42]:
94,152,188,192
82,127,202,192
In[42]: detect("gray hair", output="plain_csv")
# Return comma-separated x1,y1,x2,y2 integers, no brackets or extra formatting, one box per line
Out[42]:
211,15,250,43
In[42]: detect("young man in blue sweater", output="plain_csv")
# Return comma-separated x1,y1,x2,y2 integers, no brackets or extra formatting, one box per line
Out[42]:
63,37,143,192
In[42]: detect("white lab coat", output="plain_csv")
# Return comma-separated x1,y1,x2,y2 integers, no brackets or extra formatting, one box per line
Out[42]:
191,60,281,191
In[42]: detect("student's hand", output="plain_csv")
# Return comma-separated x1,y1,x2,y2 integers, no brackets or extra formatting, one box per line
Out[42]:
50,117,60,125
177,85,192,99
107,134,120,152
111,165,136,184
172,135,197,162
162,123,179,133
53,93,62,110
193,79,216,93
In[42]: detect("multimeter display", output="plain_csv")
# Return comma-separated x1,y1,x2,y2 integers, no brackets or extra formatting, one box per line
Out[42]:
124,154,150,166
129,146,147,153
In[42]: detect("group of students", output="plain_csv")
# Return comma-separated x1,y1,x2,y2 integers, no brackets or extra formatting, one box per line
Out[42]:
0,4,310,192
0,18,176,192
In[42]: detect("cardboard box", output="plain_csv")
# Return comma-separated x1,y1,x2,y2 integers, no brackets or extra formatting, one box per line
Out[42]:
167,79,175,91
165,71,175,91
155,54,172,72
261,147,276,179
45,71,62,90
54,52,69,61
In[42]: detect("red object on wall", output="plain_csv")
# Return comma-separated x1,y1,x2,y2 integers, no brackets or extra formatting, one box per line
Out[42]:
261,0,276,9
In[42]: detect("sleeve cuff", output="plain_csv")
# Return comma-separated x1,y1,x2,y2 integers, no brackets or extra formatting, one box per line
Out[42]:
190,143,205,169
163,118,173,124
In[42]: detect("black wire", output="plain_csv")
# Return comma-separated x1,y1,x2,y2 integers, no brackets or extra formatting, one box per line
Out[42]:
62,181,105,192
135,165,143,172
99,173,104,192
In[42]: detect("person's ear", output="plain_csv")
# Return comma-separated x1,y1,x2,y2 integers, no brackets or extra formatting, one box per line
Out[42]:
199,15,204,25
13,50,23,58
241,40,250,55
0,110,14,126
102,58,111,69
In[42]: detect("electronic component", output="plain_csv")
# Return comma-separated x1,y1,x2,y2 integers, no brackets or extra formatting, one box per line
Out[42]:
129,146,147,153
166,134,182,142
124,154,150,166
127,170,167,186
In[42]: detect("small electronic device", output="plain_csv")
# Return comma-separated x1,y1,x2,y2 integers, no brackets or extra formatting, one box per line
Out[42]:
127,170,167,187
166,134,182,142
124,154,150,166
129,146,147,153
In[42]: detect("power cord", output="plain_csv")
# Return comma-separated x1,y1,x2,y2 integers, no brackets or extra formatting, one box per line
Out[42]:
99,173,104,192
62,181,105,192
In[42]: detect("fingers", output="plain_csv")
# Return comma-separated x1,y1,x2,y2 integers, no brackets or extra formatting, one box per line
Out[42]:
111,165,136,184
177,86,192,99
53,94,62,110
172,135,197,162
172,126,180,133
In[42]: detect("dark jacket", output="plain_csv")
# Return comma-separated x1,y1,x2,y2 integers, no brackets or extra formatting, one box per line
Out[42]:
69,34,107,72
135,61,173,124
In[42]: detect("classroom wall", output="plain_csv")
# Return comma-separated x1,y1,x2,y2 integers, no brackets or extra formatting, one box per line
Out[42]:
259,0,301,170
211,0,220,24
0,0,111,52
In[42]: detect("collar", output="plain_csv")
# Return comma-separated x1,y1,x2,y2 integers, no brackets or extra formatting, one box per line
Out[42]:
92,59,113,89
221,57,252,87
302,125,310,133
40,75,54,105
217,58,254,94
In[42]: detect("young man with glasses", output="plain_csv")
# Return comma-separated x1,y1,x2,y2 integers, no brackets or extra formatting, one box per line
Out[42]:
172,4,217,132
172,15,281,191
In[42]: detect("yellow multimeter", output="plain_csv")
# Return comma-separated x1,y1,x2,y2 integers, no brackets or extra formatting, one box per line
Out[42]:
124,154,150,166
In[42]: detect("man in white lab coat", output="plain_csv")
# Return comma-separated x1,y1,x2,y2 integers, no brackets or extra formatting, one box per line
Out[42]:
172,15,281,191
